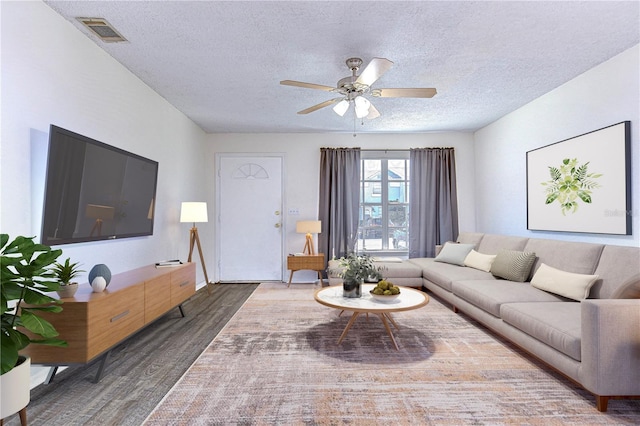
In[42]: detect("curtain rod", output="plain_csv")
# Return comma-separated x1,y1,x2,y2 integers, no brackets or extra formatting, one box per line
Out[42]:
361,149,409,152
361,148,454,152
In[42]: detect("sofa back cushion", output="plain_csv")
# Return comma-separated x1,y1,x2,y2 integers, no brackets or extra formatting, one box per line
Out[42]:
592,245,640,299
523,238,604,276
456,232,485,249
477,234,529,255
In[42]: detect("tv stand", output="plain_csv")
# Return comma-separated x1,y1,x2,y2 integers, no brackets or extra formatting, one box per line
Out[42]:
21,263,196,382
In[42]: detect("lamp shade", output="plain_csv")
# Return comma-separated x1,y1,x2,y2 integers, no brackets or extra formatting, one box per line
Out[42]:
354,96,371,118
332,99,349,117
296,220,321,234
85,204,115,220
180,202,208,223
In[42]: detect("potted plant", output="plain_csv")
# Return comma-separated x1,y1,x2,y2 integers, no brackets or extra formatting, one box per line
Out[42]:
1,234,68,421
52,258,84,298
331,253,383,298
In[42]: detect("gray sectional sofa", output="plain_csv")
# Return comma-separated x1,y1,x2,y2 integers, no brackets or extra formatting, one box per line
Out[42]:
351,232,640,412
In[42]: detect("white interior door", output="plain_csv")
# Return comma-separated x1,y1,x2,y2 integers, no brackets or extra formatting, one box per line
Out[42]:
217,155,284,281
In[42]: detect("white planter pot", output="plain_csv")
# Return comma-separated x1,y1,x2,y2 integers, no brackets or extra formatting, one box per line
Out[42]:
0,356,30,420
56,282,78,298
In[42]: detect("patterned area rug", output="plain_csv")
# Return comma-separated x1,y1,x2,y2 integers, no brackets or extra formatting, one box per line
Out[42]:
144,283,639,425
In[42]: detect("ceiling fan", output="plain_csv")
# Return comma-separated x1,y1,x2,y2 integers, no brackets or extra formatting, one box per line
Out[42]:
280,57,437,120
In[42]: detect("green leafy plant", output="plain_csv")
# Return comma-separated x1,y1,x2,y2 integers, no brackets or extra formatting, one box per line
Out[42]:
1,234,68,375
331,253,383,284
52,258,84,285
541,158,603,215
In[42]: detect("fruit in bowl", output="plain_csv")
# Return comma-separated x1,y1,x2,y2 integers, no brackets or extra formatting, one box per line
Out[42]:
370,280,401,301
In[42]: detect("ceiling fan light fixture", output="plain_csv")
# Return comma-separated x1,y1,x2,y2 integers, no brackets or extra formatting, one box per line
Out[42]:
354,96,371,118
332,99,350,116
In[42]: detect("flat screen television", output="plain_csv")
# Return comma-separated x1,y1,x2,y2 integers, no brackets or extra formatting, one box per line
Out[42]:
41,125,158,246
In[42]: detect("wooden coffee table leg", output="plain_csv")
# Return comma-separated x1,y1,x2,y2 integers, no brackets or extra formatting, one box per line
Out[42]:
377,313,399,350
337,311,360,344
384,312,399,330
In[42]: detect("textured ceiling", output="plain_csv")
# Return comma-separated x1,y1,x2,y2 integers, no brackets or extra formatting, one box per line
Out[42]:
44,1,639,134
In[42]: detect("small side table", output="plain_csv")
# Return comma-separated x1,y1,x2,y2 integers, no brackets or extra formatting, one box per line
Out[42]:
287,254,325,287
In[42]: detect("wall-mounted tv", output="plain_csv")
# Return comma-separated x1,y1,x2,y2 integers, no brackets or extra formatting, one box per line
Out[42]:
41,125,158,246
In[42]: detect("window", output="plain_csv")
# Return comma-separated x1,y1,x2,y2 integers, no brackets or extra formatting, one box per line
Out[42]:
358,151,409,254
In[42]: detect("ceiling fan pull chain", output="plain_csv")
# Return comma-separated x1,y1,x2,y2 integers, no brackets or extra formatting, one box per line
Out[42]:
353,113,357,137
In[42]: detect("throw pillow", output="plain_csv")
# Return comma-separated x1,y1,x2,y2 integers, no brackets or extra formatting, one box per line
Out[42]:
434,242,475,266
490,249,537,282
610,274,640,299
531,263,599,301
464,250,497,272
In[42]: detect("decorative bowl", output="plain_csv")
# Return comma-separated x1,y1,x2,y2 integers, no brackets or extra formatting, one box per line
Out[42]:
369,291,400,302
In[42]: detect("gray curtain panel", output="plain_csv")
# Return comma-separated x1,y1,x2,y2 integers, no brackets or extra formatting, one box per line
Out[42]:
409,147,459,258
318,147,361,264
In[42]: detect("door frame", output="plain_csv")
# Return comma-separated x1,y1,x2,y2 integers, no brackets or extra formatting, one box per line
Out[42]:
214,152,287,282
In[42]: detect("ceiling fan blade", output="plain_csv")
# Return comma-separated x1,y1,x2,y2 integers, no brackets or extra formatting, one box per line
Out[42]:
355,58,393,87
280,80,335,92
371,88,437,98
366,103,380,120
297,98,343,114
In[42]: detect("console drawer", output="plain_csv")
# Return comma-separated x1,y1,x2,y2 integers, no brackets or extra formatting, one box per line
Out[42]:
170,262,196,307
89,284,145,359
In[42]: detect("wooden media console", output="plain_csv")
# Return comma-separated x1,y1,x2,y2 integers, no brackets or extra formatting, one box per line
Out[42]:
21,262,196,383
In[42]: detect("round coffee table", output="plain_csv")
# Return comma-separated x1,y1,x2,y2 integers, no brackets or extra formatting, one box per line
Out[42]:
314,283,429,350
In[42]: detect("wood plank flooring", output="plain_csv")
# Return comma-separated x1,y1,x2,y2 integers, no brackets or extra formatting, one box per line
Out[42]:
4,283,258,426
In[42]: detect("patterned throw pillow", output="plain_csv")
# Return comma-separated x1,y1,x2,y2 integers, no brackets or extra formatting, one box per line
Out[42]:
490,249,537,282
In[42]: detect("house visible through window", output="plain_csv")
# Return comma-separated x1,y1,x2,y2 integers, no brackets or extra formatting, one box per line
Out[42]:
358,151,409,255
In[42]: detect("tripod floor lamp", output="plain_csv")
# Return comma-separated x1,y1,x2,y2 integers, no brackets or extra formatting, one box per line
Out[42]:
180,202,213,294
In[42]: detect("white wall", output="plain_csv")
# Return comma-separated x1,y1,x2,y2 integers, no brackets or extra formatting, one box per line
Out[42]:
0,1,210,281
474,44,639,247
206,132,476,281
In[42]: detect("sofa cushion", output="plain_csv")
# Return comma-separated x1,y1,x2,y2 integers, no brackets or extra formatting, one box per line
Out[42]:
610,274,640,299
434,242,475,266
523,238,604,276
500,302,582,361
464,250,496,272
531,263,599,301
490,250,536,282
456,232,484,248
408,258,493,292
374,261,423,278
452,280,565,317
476,234,529,254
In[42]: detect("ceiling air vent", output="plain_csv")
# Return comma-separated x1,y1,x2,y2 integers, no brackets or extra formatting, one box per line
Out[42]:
77,18,127,43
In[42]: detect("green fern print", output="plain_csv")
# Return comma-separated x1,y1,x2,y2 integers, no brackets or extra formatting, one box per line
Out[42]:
541,158,602,215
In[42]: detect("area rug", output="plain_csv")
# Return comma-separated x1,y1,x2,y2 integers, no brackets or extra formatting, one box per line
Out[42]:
143,283,639,425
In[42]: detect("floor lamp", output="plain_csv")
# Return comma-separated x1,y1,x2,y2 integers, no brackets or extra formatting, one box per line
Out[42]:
180,202,213,294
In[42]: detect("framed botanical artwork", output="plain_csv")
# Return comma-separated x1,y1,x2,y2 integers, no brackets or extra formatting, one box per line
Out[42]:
526,121,631,235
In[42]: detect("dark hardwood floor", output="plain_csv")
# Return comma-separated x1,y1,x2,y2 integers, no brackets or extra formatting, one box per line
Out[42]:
4,283,258,426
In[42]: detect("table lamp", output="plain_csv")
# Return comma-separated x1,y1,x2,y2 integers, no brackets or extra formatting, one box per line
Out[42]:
296,220,322,255
180,202,212,294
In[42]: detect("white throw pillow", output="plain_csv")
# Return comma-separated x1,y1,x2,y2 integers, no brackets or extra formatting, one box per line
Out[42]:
434,242,475,266
531,263,599,301
464,250,496,272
